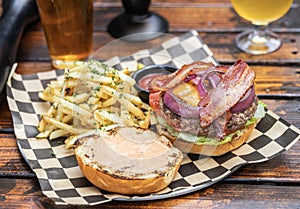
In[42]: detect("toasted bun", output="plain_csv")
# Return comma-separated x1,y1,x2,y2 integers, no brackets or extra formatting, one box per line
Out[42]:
157,123,256,156
75,127,183,195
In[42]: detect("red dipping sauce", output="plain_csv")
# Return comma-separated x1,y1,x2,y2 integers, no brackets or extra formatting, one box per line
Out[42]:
138,73,166,90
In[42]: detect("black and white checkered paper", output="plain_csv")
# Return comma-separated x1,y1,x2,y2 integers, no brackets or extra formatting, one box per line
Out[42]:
6,30,300,205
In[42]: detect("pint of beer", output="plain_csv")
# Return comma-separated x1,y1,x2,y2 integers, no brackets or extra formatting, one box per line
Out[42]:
36,0,93,69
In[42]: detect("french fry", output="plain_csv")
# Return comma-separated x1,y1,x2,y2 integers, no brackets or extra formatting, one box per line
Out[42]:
36,124,56,139
42,115,78,134
37,60,155,148
120,68,130,75
117,96,145,119
87,96,99,106
96,91,110,100
120,105,135,126
62,114,72,123
48,80,64,89
65,92,90,103
37,118,47,132
79,103,91,111
122,92,143,107
64,128,107,149
95,110,124,124
65,135,77,149
101,96,117,107
53,96,93,118
100,86,145,118
43,115,90,135
66,71,116,85
139,108,151,129
49,129,70,140
117,71,136,85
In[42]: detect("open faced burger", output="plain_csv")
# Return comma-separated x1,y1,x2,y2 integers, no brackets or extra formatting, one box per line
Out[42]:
75,126,183,195
149,59,265,156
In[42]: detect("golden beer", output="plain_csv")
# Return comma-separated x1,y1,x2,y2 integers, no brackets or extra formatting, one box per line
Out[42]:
231,0,293,25
36,0,93,68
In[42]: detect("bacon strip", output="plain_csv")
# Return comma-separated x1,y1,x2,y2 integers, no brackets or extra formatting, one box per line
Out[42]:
199,59,255,128
150,61,214,92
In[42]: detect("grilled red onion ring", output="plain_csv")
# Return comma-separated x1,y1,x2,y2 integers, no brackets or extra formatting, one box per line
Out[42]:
199,60,256,128
195,66,255,114
197,69,223,97
150,60,256,135
163,91,200,119
162,62,255,120
231,85,255,113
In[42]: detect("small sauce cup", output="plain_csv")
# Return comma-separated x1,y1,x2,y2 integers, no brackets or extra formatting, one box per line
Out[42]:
132,65,177,103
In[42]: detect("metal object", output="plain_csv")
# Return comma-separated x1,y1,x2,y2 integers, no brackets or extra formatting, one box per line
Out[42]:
0,0,39,102
107,0,168,42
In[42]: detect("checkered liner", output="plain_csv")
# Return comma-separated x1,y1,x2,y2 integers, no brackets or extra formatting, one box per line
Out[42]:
6,30,300,205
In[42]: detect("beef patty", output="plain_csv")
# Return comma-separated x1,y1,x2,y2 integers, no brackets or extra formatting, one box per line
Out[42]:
159,96,258,136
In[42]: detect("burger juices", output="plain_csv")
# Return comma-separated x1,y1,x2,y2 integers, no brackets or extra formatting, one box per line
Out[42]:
149,59,266,156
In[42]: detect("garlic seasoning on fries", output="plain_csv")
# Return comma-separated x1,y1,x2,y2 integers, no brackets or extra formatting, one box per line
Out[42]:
37,60,156,148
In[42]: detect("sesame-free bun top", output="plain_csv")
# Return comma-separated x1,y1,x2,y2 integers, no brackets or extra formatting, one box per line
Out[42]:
75,126,183,195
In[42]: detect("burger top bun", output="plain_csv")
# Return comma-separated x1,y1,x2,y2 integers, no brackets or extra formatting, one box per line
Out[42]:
75,126,183,195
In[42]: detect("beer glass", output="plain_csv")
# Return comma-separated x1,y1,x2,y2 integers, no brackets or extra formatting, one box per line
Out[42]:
231,0,293,55
36,0,93,69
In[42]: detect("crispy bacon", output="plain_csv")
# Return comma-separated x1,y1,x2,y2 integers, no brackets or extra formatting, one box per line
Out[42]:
199,59,255,128
149,59,256,139
149,61,214,92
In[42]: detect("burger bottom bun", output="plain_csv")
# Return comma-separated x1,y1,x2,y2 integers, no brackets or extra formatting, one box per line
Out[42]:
76,155,181,195
157,123,256,156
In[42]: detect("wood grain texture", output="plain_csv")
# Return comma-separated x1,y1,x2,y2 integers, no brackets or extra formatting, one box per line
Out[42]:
0,133,34,177
0,102,13,131
0,0,299,208
16,31,300,64
0,178,299,209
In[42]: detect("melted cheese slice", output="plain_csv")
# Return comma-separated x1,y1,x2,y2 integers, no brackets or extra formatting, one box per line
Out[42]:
172,82,200,106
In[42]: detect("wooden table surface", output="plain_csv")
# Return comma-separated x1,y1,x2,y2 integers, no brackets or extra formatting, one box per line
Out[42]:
1,0,300,208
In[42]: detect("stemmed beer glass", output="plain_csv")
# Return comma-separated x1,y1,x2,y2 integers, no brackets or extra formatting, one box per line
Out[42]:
231,0,293,55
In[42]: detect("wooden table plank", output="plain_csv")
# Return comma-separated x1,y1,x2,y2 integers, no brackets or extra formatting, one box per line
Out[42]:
0,102,14,131
21,1,300,34
1,0,300,208
16,31,300,65
93,0,300,6
0,178,299,209
202,33,300,64
262,99,300,127
2,0,300,31
92,2,300,31
0,134,34,177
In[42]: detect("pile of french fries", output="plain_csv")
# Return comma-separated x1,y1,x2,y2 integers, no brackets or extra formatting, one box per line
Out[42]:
36,60,155,148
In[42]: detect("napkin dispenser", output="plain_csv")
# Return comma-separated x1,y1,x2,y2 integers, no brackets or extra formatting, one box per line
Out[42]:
0,0,39,102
